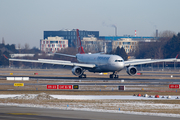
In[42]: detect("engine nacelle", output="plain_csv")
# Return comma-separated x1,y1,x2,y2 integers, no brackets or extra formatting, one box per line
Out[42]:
72,66,83,76
126,66,137,75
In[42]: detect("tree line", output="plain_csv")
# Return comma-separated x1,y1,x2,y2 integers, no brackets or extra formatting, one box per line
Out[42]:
134,32,180,59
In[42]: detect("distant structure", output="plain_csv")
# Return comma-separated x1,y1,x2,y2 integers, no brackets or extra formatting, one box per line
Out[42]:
44,29,99,47
156,29,158,37
40,36,68,53
83,36,157,54
42,29,158,54
2,37,5,44
112,38,138,53
81,35,105,52
113,25,117,36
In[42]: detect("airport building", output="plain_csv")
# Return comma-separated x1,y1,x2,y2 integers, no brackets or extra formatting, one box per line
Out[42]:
44,29,99,47
100,37,157,53
81,36,105,52
112,38,138,53
81,37,156,54
40,36,68,53
43,29,157,54
81,38,138,54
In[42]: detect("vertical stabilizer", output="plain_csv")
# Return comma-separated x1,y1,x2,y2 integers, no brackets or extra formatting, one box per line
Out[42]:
76,29,85,54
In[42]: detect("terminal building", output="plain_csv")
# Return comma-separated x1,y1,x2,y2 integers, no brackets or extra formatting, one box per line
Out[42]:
44,29,99,47
40,36,68,53
81,37,157,54
81,35,105,53
43,29,157,54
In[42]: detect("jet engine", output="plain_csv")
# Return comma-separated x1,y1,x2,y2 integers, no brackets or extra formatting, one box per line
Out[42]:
72,66,83,76
126,66,137,75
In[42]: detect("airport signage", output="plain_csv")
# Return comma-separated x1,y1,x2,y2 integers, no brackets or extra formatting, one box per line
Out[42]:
169,84,179,89
58,85,73,89
47,85,57,89
118,86,125,90
14,83,24,86
73,85,79,89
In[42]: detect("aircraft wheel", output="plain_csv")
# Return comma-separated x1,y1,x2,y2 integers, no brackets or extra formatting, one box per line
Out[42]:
115,75,119,79
110,74,113,78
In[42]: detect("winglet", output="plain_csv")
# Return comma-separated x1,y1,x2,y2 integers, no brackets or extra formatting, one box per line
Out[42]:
3,54,9,60
176,54,179,59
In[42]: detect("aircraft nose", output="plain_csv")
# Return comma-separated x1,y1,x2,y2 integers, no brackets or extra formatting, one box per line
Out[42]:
119,62,125,69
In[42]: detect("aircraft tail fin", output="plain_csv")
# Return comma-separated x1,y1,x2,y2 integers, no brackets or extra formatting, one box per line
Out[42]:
76,29,85,54
176,54,179,59
3,54,9,60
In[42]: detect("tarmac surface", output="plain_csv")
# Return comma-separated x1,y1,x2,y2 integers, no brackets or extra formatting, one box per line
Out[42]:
0,105,179,120
0,69,180,119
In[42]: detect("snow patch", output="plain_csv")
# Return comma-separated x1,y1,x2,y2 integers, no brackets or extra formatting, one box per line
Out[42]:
12,93,56,100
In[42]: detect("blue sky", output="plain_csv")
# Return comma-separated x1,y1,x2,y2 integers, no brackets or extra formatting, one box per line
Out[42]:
0,0,180,48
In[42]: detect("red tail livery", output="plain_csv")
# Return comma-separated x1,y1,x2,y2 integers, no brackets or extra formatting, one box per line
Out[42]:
76,29,85,54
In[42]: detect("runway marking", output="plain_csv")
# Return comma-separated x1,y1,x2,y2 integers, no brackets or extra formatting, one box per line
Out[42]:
7,113,38,115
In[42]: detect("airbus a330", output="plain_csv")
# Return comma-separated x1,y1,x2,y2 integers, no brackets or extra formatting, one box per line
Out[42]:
6,29,178,78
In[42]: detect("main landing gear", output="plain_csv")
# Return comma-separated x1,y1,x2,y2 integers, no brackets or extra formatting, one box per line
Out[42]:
79,74,86,78
109,71,119,79
78,69,86,78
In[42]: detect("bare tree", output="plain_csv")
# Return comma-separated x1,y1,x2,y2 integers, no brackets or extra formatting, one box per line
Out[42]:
159,30,176,38
24,43,30,50
18,44,21,53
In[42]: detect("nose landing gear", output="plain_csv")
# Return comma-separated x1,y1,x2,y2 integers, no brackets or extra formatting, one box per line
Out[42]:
110,71,119,79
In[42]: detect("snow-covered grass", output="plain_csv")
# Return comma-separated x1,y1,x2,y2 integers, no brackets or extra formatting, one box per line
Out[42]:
0,93,180,118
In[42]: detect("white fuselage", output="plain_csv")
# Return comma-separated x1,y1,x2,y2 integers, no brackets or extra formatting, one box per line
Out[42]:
76,53,125,72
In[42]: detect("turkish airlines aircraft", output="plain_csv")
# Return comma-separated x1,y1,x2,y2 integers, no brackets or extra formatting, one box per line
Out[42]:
8,29,178,78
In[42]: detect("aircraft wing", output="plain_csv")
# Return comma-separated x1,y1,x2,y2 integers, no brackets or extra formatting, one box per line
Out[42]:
54,53,76,58
38,59,71,63
124,58,177,67
9,58,96,68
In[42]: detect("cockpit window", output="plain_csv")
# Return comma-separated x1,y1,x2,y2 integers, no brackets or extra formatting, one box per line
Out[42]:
115,60,123,62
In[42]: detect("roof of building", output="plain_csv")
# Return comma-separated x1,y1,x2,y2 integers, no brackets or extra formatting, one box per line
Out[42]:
99,36,158,41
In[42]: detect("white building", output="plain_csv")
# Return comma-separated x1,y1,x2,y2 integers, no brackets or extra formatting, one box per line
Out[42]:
40,36,68,53
112,38,138,54
81,36,105,53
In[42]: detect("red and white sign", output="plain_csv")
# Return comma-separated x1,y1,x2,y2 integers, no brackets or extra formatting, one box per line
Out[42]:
58,85,73,89
119,86,125,90
47,85,57,89
169,84,179,89
136,73,142,75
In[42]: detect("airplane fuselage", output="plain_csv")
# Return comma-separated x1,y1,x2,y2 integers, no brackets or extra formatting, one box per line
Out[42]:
76,53,125,72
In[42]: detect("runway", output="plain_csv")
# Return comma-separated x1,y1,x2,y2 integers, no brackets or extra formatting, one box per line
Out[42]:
0,69,180,119
1,75,180,82
0,105,179,120
0,82,176,86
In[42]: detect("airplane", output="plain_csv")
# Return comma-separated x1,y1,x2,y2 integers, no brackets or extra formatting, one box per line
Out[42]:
6,29,178,79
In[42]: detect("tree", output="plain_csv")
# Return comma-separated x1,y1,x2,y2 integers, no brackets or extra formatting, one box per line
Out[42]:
110,46,128,61
134,31,180,59
159,30,176,38
0,51,10,66
163,33,180,58
24,43,30,50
